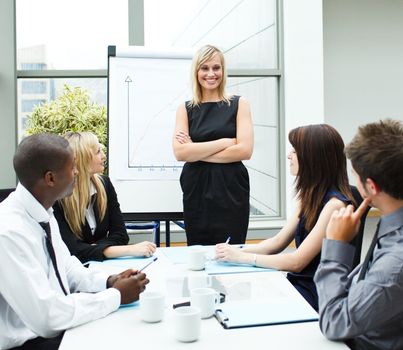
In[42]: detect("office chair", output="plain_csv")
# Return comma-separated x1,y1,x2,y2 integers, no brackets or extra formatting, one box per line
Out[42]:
349,185,370,268
0,188,15,203
173,221,185,230
125,221,161,246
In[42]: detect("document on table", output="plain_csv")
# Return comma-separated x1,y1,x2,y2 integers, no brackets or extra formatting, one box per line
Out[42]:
87,256,155,270
159,246,273,274
215,298,318,329
159,246,191,264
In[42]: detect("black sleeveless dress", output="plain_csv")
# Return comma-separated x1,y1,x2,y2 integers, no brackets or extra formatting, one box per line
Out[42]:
180,96,250,245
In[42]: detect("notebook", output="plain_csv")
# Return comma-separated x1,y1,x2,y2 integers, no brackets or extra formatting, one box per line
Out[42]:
215,298,318,329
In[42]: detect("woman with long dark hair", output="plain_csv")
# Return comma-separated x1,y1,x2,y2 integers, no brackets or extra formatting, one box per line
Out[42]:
216,124,353,311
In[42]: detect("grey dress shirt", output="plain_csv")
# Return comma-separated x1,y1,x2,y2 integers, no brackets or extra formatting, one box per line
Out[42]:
314,206,403,350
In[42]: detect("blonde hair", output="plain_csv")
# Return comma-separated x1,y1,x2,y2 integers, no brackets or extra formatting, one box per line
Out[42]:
59,132,107,238
189,44,230,107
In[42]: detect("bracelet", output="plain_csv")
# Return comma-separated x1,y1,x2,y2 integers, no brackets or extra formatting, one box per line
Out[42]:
253,254,257,267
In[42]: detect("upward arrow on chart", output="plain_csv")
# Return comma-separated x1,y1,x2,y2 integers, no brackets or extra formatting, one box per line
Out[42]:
125,76,132,166
125,76,132,117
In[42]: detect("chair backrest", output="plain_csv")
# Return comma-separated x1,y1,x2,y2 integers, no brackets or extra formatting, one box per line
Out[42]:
125,221,161,246
349,185,370,268
0,188,15,203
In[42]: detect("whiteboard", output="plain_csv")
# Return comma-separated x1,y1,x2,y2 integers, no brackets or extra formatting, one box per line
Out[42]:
108,46,194,213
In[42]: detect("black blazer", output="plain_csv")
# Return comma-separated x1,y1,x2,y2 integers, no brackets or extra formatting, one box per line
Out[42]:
53,176,129,263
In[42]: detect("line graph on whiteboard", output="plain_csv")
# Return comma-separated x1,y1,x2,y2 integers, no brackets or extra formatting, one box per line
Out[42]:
123,62,191,180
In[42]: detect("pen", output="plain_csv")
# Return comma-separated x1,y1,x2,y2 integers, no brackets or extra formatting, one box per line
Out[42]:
225,236,231,244
139,256,158,272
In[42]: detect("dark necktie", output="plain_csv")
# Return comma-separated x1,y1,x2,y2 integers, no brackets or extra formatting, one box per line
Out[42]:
39,221,68,295
357,221,380,281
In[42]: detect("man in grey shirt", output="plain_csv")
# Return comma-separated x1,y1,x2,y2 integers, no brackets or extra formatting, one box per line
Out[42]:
314,119,403,350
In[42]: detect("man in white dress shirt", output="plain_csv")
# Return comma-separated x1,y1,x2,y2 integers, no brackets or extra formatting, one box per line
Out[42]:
0,133,149,350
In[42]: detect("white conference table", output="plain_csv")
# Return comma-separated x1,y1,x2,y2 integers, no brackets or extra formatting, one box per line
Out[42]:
60,247,348,350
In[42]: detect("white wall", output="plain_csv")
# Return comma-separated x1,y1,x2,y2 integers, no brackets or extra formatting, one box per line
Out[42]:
0,0,17,188
283,0,325,218
282,0,403,218
323,0,403,184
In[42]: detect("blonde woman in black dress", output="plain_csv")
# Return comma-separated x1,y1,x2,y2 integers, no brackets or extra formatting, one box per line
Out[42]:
173,45,254,245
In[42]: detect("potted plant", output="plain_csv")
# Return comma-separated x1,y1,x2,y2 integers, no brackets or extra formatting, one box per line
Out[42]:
25,84,107,149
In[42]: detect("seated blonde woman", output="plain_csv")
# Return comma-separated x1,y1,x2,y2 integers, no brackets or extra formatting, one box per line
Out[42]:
53,132,156,263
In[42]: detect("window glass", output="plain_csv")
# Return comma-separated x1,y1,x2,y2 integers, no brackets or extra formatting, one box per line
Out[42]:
21,81,47,94
20,63,47,70
21,99,46,113
144,0,277,69
16,0,128,70
228,77,279,216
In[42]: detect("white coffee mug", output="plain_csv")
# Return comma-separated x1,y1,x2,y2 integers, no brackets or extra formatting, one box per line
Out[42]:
187,273,212,291
173,306,201,342
139,291,165,323
190,287,220,319
188,247,206,271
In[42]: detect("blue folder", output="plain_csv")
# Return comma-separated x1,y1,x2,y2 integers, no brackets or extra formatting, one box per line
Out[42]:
205,260,272,275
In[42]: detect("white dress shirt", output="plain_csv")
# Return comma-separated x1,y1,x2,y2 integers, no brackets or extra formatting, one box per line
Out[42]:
85,182,98,235
0,184,120,350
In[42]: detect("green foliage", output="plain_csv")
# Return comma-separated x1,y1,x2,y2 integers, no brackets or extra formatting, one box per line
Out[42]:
25,84,107,148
